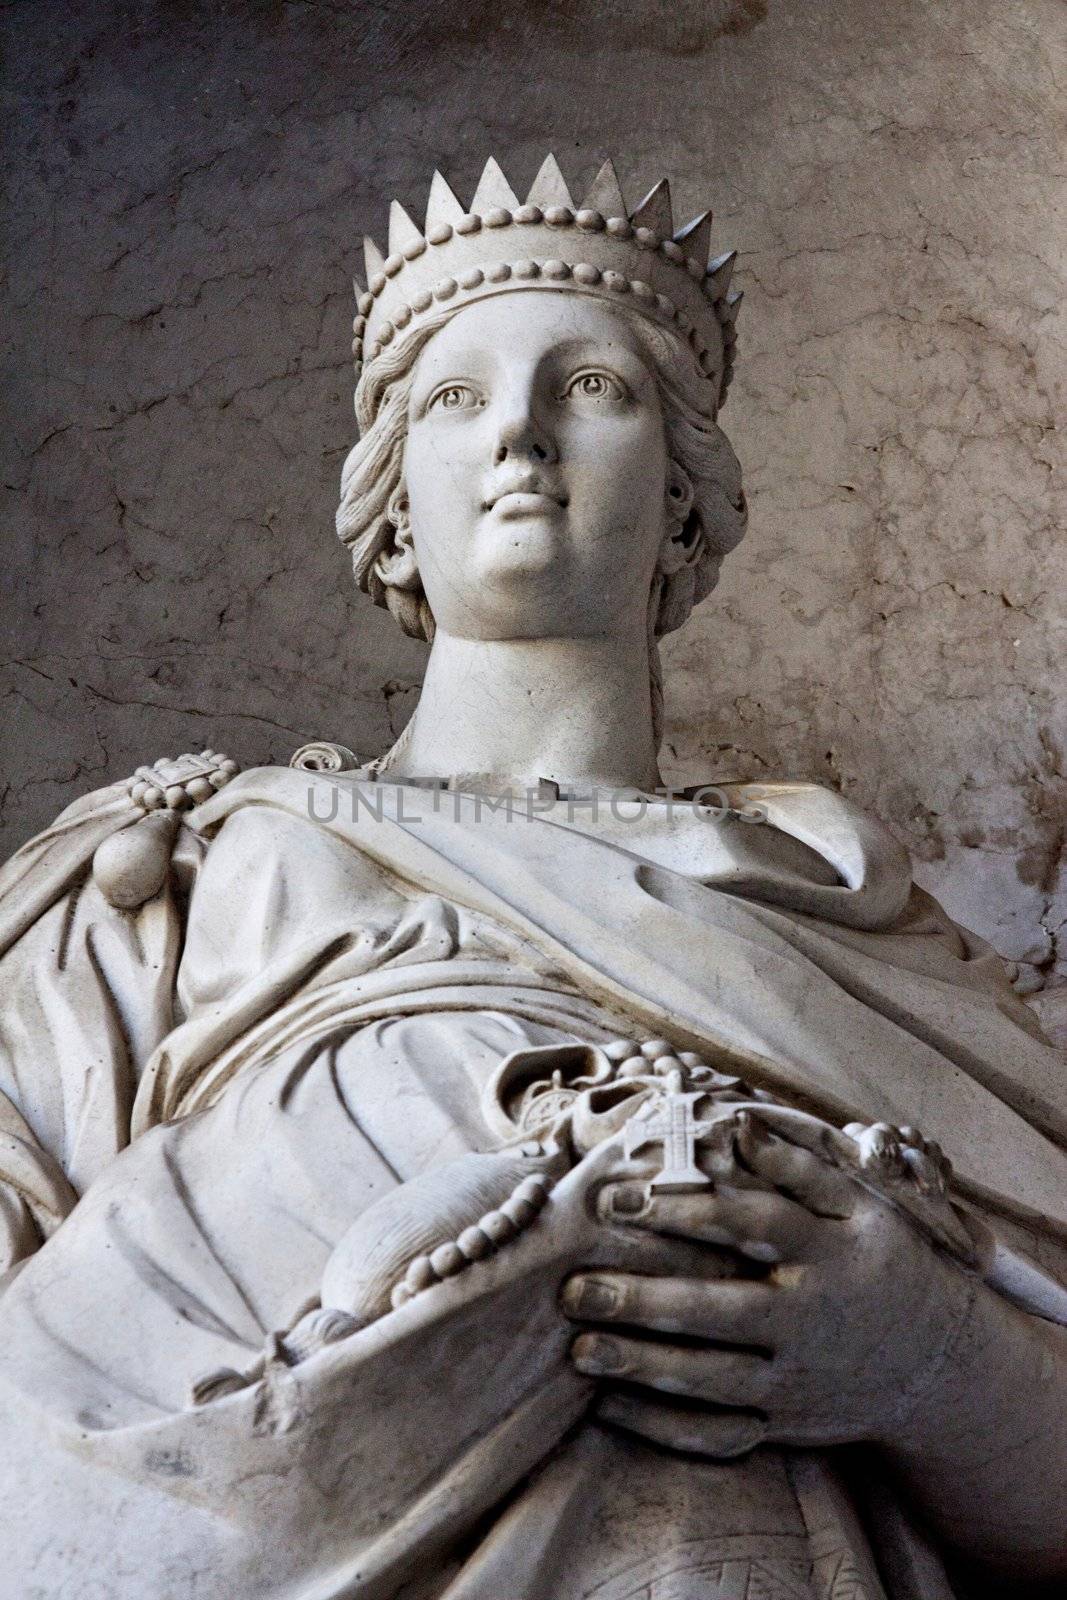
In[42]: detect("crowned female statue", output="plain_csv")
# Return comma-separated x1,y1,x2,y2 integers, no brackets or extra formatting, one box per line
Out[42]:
0,155,1064,1600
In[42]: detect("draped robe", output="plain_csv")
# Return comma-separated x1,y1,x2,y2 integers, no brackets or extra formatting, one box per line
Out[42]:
0,767,1064,1600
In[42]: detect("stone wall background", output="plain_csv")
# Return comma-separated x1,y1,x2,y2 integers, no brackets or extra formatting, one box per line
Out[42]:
2,0,1064,1011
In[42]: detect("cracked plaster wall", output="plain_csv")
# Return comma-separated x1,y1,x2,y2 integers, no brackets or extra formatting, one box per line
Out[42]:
2,0,1065,1018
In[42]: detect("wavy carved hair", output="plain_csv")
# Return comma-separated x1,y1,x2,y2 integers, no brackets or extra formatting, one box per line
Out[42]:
335,299,748,744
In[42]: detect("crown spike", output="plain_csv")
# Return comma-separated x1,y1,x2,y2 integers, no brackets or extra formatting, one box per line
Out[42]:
526,153,574,210
388,200,423,257
706,249,737,301
363,236,385,281
352,273,366,300
721,288,744,325
470,156,521,214
674,209,712,267
426,170,467,229
630,179,672,237
581,158,627,218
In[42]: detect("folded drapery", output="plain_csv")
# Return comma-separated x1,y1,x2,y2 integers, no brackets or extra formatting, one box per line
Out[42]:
0,768,1063,1598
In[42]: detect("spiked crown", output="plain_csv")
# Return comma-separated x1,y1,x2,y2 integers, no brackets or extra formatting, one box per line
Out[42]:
352,155,742,411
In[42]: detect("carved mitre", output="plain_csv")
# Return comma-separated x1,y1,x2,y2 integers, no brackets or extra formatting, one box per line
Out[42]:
352,154,742,413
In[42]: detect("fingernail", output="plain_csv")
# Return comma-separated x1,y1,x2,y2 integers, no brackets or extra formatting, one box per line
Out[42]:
562,1276,619,1319
742,1239,780,1264
600,1182,648,1218
735,1110,766,1148
572,1334,624,1374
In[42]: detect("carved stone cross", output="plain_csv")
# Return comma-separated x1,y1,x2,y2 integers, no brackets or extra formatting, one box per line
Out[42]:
623,1071,715,1192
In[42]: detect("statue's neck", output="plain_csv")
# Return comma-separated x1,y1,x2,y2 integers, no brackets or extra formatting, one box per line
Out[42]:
382,630,661,791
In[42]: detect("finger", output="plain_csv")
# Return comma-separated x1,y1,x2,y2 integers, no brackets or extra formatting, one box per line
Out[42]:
561,1272,777,1350
571,1331,772,1408
599,1181,816,1263
596,1391,766,1460
734,1114,856,1219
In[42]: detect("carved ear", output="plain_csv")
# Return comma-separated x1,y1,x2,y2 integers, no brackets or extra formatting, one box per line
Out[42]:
655,457,697,569
653,454,716,636
657,462,700,577
374,529,420,592
665,460,694,521
658,524,698,577
374,485,421,593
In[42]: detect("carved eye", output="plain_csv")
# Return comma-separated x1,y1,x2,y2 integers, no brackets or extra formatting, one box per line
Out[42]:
565,370,625,402
429,383,479,412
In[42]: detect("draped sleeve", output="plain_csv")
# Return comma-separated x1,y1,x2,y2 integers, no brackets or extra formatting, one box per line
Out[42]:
0,780,205,1270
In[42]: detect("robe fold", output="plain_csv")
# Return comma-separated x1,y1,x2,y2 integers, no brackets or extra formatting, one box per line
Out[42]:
0,768,1064,1599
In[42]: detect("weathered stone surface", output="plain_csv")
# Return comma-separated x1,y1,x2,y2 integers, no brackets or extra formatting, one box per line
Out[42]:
2,0,1064,989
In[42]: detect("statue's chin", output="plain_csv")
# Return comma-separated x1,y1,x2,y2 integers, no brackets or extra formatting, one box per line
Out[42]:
471,518,570,587
423,515,631,639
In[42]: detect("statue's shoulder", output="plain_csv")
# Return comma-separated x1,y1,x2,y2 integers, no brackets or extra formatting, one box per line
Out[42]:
0,750,243,953
714,778,915,928
720,777,899,845
186,741,363,843
0,741,374,957
183,748,403,916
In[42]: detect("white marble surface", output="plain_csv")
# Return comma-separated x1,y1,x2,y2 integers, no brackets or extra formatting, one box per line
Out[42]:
2,0,1065,992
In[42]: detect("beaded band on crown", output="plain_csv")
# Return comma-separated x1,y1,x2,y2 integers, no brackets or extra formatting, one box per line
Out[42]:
352,155,742,412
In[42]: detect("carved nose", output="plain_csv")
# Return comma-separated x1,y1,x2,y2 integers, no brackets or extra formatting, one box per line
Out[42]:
493,413,557,466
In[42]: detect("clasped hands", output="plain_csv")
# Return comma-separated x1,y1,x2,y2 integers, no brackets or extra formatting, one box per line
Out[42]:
561,1112,977,1459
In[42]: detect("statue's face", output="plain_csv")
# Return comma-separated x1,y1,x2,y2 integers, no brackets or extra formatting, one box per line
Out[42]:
404,293,669,639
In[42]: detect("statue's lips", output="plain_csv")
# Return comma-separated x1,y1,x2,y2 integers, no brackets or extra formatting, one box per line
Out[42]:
483,491,568,518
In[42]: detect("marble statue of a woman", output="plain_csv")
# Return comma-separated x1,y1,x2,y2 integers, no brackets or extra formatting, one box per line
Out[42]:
1,156,1065,1600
